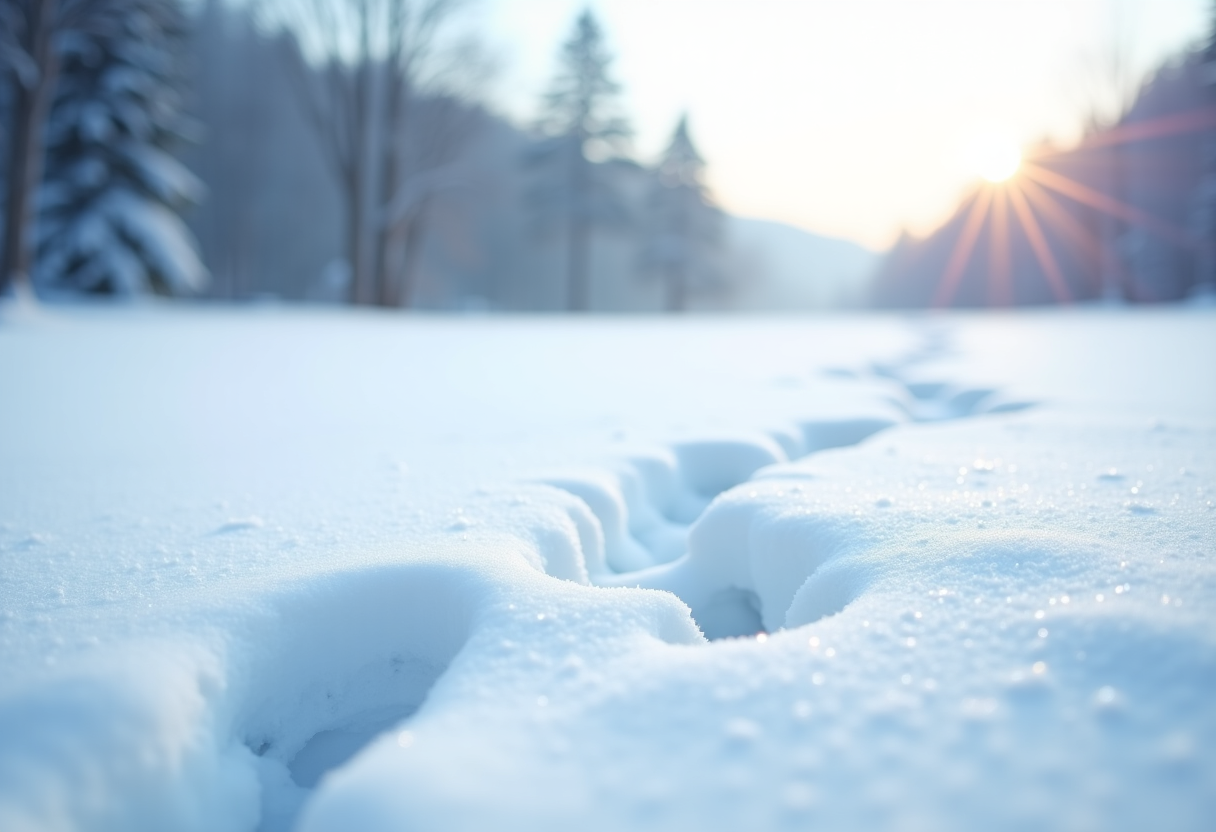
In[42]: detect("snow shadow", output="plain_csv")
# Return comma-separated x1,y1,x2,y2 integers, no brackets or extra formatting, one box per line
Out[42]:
541,423,890,639
234,562,482,831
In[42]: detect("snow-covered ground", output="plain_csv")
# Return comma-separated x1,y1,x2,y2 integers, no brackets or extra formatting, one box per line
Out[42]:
1,305,1213,832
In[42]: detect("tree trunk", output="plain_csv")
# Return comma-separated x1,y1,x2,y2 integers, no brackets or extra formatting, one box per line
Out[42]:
373,5,406,308
345,167,366,304
664,263,685,312
568,214,590,312
373,90,404,307
1098,142,1127,301
567,139,590,312
345,8,373,305
664,187,690,313
398,208,427,308
1197,57,1216,293
1,0,61,297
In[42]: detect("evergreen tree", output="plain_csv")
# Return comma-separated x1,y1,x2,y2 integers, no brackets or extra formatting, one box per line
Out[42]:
530,9,631,311
1208,0,1216,66
1194,0,1216,293
35,0,206,295
641,115,723,311
1,0,74,298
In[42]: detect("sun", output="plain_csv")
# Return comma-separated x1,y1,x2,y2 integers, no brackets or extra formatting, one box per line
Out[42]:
968,133,1022,183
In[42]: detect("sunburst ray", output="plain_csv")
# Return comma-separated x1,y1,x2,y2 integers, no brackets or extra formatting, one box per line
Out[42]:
1018,178,1105,292
1008,183,1072,303
1035,107,1216,157
1022,162,1197,250
932,187,993,308
989,186,1011,306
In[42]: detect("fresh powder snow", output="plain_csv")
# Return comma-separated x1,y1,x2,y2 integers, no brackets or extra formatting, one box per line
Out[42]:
0,305,1213,832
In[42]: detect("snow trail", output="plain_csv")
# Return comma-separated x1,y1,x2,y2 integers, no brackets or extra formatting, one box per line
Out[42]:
541,329,1038,637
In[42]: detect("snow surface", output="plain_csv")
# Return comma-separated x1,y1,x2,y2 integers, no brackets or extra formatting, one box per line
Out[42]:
0,305,1213,832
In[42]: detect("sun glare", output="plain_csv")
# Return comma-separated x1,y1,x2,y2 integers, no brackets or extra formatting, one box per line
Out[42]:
969,134,1022,183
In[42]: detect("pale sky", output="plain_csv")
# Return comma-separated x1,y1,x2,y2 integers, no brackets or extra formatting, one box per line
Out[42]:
479,0,1210,250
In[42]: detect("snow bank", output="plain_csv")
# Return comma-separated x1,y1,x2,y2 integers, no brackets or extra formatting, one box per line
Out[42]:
0,642,258,832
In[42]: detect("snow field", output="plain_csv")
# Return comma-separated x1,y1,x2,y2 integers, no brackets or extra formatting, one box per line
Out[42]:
0,308,1213,831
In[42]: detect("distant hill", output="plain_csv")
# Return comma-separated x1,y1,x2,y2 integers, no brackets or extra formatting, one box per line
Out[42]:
723,216,880,311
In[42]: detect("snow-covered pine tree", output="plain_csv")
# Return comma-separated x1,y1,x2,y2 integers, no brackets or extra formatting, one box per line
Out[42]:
529,9,631,312
36,0,205,296
641,115,723,312
1195,0,1216,294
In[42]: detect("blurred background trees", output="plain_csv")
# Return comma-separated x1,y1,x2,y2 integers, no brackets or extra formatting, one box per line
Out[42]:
2,0,206,298
2,0,1213,311
640,116,724,312
528,9,631,312
2,0,107,297
269,0,486,306
1195,0,1216,296
37,0,205,295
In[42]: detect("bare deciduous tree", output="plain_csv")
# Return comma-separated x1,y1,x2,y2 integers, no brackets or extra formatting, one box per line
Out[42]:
377,93,484,307
270,0,483,306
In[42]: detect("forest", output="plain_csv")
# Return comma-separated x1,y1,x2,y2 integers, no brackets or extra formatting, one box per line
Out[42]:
3,0,1214,310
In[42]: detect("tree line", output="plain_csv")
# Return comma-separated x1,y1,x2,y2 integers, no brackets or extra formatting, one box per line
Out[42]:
1,0,732,311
